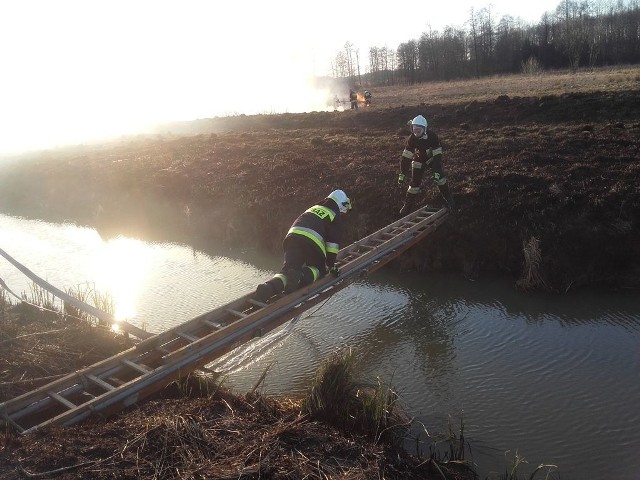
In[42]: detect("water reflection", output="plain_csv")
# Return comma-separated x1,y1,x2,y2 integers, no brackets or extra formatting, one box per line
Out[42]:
0,214,272,332
2,213,640,479
91,237,154,320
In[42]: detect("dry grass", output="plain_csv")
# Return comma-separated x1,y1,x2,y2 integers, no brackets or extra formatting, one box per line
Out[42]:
0,298,132,402
304,348,411,445
516,237,548,292
372,65,640,107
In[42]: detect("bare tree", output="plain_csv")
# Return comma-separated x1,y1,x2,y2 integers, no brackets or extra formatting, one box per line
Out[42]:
330,0,640,84
331,51,349,78
397,40,419,84
344,42,355,78
469,7,481,77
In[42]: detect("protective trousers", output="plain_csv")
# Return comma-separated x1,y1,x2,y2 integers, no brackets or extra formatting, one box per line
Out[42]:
256,235,325,302
400,156,454,214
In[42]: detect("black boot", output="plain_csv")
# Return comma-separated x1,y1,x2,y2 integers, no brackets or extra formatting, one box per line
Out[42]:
255,276,285,303
255,283,275,303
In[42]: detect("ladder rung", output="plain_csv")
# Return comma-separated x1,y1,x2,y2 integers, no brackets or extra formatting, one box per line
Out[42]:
371,238,386,244
85,374,115,391
108,376,125,386
247,298,268,308
177,331,200,343
202,319,224,330
122,359,152,375
226,308,248,318
46,390,76,410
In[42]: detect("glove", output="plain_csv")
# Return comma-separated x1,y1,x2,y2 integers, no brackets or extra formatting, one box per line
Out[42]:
329,266,340,277
397,173,406,185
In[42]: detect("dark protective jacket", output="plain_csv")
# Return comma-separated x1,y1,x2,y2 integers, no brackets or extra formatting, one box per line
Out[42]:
402,128,442,165
285,198,344,269
400,128,444,178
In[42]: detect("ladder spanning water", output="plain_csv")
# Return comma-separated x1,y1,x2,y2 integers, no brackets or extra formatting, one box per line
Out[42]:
0,207,448,434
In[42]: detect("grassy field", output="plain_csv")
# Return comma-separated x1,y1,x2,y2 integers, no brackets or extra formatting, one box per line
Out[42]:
372,65,640,106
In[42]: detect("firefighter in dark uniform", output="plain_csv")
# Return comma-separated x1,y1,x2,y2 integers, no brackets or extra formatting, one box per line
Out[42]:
397,114,455,215
254,189,352,303
349,89,358,110
364,90,372,106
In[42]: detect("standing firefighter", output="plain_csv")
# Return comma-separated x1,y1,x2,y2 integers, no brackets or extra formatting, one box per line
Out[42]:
364,90,372,106
349,89,358,110
254,189,352,303
397,115,455,215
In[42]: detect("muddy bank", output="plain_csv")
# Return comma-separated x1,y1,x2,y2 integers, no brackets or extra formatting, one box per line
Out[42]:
1,89,639,292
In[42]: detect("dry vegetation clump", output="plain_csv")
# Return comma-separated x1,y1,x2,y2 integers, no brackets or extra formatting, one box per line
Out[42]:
0,294,132,402
516,236,548,291
304,348,410,444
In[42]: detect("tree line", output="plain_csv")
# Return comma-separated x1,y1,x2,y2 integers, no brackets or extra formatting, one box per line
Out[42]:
332,0,640,86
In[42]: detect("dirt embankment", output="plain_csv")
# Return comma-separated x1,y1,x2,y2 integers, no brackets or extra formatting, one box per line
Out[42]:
0,86,639,292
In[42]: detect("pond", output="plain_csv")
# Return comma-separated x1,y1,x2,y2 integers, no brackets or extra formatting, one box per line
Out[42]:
1,213,638,479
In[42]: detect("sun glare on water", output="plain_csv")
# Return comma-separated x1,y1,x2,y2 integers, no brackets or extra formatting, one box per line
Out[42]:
92,236,155,322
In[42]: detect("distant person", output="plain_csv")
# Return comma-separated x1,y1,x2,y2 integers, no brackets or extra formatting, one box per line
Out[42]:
334,94,341,110
349,89,358,110
254,189,352,303
364,90,372,106
397,115,455,215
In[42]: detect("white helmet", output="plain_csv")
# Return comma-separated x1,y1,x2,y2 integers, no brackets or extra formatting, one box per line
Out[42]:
328,189,352,213
411,115,428,138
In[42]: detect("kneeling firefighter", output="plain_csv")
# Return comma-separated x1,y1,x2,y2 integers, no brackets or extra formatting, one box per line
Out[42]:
398,114,455,215
254,189,352,303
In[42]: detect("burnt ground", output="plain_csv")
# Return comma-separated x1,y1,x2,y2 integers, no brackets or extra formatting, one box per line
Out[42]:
1,88,639,292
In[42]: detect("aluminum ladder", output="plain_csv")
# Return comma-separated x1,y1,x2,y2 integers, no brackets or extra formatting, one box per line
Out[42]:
0,206,448,434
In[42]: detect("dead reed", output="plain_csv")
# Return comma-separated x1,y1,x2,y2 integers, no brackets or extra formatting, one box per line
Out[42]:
303,348,411,444
516,236,549,291
0,287,131,402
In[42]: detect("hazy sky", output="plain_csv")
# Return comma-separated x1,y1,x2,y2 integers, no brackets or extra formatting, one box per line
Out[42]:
0,0,561,155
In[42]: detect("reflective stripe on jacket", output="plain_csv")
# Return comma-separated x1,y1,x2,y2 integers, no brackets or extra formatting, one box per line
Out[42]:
285,199,343,267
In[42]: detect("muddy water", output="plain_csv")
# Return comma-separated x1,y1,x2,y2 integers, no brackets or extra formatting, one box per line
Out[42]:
1,213,639,480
